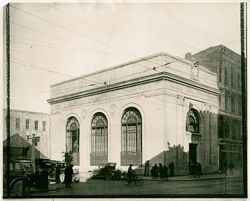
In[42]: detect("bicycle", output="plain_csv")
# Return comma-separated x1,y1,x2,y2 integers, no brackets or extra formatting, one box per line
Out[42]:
122,173,144,186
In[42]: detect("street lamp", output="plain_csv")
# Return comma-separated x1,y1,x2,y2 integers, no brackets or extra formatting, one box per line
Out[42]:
26,131,40,173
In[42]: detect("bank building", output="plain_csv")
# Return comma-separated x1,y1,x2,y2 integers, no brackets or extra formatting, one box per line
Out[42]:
48,52,219,175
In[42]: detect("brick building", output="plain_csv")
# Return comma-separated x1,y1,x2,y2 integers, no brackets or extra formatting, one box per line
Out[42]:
3,109,50,159
186,45,243,171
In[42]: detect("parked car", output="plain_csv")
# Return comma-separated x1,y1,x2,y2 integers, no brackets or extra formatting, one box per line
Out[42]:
4,159,33,196
89,162,122,180
4,159,64,196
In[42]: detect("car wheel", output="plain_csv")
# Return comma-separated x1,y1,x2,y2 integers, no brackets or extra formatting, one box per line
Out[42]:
13,180,23,196
105,172,112,180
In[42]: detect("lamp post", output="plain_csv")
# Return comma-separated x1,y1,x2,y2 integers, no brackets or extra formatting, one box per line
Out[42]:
26,131,40,174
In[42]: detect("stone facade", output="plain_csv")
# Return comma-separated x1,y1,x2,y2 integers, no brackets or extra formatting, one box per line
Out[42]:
48,52,219,175
3,109,50,158
186,45,243,171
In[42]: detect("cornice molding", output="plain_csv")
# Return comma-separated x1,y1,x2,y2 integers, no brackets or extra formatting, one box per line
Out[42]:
48,71,219,105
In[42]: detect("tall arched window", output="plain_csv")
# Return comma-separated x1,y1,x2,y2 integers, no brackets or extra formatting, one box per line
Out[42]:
66,117,80,166
121,107,142,166
91,113,108,166
186,109,200,133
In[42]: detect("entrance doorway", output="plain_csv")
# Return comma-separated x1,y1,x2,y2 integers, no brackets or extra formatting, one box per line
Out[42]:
189,143,197,163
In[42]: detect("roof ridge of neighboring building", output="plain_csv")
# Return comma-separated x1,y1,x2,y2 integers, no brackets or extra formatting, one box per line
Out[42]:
3,108,49,115
51,52,198,87
193,44,240,57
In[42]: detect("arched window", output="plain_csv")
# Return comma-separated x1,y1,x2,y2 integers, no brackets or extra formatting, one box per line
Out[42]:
121,107,142,166
66,117,80,166
91,113,108,166
186,109,200,133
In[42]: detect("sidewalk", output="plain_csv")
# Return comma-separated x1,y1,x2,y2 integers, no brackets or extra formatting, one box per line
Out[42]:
142,173,242,181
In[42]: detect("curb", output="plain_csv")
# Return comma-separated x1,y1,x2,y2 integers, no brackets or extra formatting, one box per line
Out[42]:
141,175,241,182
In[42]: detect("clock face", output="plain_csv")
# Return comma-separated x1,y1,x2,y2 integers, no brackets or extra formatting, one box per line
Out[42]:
192,67,199,80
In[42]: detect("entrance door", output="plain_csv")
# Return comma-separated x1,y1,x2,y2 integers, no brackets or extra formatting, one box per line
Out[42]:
189,143,197,163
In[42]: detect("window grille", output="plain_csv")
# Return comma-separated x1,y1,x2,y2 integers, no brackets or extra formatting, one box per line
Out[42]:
26,119,29,130
34,120,38,130
90,113,108,166
66,117,80,166
186,109,200,133
42,121,46,131
121,108,142,166
16,118,20,130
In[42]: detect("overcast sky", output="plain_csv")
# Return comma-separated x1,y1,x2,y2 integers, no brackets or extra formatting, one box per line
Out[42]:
6,2,241,113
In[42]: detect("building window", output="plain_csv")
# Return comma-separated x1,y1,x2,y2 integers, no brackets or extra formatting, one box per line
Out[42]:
42,121,46,131
237,72,241,89
225,91,229,111
231,69,235,88
16,118,20,130
121,107,142,166
34,120,39,130
26,119,29,130
186,109,200,133
90,113,108,166
225,68,228,86
218,115,224,138
225,117,230,138
232,120,238,140
238,95,242,115
218,67,222,83
66,117,80,166
231,95,235,114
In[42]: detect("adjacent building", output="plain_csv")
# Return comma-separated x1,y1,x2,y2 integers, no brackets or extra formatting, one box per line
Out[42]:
48,52,220,175
186,45,243,171
3,109,50,159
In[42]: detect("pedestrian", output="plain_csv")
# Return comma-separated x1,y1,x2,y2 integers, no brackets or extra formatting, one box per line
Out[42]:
196,162,202,178
224,160,228,176
144,160,150,176
188,160,194,176
128,164,136,185
34,165,41,189
169,161,175,177
153,164,159,178
39,166,49,191
159,163,164,180
228,161,234,176
194,162,202,178
163,164,168,181
64,164,73,187
55,163,61,183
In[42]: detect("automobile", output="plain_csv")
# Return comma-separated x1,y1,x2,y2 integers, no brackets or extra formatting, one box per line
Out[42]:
89,162,122,180
3,159,33,196
4,158,64,196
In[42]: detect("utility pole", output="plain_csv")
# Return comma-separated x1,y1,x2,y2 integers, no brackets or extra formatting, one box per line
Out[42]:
240,2,247,196
6,3,11,198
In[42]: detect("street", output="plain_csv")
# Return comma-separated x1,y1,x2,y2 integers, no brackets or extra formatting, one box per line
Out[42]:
27,176,244,197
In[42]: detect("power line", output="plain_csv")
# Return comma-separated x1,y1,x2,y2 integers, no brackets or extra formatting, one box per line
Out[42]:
10,40,97,54
9,5,173,74
10,21,111,56
11,60,75,78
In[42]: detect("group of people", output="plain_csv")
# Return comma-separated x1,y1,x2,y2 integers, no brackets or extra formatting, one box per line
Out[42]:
150,161,175,180
188,161,202,178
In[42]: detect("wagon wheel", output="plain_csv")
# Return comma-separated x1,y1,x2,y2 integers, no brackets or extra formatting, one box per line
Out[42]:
135,177,144,186
13,180,24,196
105,172,112,180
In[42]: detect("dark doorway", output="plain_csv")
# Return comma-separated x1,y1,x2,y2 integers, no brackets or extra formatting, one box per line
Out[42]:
189,143,197,163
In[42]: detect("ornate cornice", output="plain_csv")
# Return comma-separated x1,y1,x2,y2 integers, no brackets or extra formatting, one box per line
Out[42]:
48,71,219,105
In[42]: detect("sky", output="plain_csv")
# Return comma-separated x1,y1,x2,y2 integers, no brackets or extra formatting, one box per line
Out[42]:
5,2,241,113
